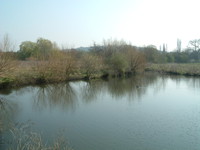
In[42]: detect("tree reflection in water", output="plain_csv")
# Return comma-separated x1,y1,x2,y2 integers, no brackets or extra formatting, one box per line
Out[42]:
106,73,162,100
0,97,18,148
169,74,200,89
80,81,106,103
33,83,78,111
80,73,166,103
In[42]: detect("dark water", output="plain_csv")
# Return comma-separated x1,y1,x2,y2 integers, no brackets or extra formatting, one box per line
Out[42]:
0,73,200,150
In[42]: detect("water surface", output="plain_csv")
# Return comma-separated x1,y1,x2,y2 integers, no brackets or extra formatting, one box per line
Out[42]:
0,73,200,150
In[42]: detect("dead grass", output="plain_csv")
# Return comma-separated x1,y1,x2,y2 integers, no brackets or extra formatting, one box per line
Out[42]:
146,63,200,76
3,121,73,150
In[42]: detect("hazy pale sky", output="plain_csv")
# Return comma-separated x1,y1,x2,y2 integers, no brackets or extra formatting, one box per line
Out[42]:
1,0,200,51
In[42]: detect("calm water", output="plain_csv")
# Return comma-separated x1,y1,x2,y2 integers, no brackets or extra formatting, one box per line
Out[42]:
0,73,200,150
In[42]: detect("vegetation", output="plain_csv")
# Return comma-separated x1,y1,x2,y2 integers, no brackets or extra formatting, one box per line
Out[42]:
7,124,73,150
0,34,17,78
142,38,200,76
0,98,73,150
141,39,200,63
2,35,200,89
146,63,200,76
0,37,146,89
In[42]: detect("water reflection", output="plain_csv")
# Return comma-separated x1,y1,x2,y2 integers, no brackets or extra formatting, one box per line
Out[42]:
0,97,18,129
189,77,200,89
0,97,18,148
33,83,78,111
106,74,155,100
80,73,164,102
80,81,106,103
66,73,167,105
2,73,200,112
1,73,200,150
30,73,167,109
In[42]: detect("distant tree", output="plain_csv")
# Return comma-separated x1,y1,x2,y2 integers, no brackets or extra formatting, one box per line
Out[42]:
188,39,200,52
35,38,53,60
18,41,37,60
162,43,166,52
187,39,200,61
142,46,160,63
102,39,127,58
90,42,104,55
173,51,189,63
166,53,174,62
177,39,182,52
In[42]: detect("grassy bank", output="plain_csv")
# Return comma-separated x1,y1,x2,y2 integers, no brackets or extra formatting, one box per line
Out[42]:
146,63,200,76
2,62,200,89
1,40,147,89
0,60,141,89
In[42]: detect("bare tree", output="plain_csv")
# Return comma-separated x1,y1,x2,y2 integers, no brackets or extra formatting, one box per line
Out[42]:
0,34,16,77
125,46,146,73
81,53,103,79
188,39,200,52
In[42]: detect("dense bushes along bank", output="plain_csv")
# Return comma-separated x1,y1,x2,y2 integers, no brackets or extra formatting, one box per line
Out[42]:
0,40,146,89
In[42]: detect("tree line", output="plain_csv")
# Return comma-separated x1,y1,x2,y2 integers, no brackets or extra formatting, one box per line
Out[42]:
0,36,146,83
1,35,200,83
141,39,200,63
16,37,200,64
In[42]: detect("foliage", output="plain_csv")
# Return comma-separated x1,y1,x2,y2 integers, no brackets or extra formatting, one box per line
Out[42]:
1,38,148,87
34,38,54,60
17,38,56,60
90,39,146,76
80,53,103,79
142,46,161,63
47,50,78,80
0,120,73,150
0,52,16,78
0,77,14,89
7,125,73,150
125,47,146,73
188,39,200,52
3,36,200,88
141,39,200,64
0,98,72,150
110,52,128,74
18,41,37,60
147,63,200,76
0,34,17,78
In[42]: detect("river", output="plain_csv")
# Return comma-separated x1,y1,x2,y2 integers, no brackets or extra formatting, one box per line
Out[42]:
0,73,200,150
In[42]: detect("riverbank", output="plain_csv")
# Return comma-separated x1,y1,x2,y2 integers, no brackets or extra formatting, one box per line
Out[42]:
0,61,138,90
2,63,200,90
146,63,200,76
0,72,138,90
1,40,147,90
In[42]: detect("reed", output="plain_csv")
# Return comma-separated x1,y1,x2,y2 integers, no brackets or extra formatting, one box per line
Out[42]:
146,63,200,76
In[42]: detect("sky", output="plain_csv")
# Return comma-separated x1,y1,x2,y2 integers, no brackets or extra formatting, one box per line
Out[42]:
1,0,200,51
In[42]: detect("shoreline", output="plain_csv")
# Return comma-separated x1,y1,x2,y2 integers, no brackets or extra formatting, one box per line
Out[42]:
146,63,200,77
0,71,136,90
2,63,200,90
